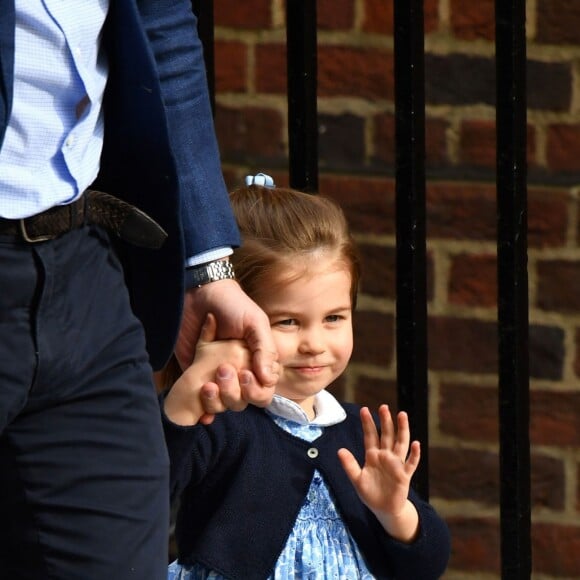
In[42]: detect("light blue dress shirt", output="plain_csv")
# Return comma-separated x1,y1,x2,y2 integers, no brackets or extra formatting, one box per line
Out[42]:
0,0,108,219
0,1,232,266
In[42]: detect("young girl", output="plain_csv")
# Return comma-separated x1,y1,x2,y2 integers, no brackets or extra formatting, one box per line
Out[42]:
161,175,451,580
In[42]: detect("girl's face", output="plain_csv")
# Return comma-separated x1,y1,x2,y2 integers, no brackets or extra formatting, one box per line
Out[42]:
257,258,353,418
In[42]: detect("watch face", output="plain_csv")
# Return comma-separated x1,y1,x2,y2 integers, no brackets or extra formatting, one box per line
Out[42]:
195,266,211,285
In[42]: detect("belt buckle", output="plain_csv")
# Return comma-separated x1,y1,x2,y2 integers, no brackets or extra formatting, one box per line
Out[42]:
19,218,54,243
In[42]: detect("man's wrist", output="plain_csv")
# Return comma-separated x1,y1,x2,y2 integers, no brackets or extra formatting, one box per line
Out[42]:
185,259,236,288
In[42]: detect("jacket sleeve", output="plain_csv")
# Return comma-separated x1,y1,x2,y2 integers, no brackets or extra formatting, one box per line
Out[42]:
380,488,451,580
159,392,212,501
137,0,241,259
160,393,242,502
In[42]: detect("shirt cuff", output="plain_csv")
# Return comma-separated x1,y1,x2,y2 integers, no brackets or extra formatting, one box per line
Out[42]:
185,247,234,268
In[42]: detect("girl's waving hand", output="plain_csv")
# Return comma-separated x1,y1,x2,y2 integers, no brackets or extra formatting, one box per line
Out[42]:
337,405,421,542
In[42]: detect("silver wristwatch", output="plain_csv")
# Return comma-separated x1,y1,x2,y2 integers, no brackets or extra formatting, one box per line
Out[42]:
185,260,236,288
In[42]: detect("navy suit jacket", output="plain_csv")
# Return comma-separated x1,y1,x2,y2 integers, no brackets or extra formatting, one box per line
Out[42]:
0,0,241,369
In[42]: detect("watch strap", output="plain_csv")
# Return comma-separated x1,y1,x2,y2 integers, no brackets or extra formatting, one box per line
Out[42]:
185,260,236,288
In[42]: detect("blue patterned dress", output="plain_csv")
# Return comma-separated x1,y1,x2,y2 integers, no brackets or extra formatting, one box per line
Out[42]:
168,392,376,580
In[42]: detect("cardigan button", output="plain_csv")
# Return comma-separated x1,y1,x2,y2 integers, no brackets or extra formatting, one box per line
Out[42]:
307,447,319,458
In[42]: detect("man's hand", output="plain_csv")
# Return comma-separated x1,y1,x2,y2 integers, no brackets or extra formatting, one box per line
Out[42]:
164,313,250,425
174,277,279,392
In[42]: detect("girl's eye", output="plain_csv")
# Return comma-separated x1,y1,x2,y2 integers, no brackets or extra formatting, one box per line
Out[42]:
275,318,297,327
325,314,342,323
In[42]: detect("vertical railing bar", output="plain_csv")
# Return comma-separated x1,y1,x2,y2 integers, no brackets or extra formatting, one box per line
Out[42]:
495,0,531,577
285,0,319,193
393,0,429,499
192,0,216,115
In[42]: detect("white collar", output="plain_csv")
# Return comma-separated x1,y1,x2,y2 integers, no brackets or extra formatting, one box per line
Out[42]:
266,390,346,426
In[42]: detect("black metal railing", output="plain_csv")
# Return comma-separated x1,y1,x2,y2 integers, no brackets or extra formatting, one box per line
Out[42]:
495,0,531,577
393,0,430,501
194,0,532,575
286,0,319,193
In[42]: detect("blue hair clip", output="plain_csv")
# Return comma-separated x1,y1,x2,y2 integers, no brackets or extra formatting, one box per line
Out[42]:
245,173,275,188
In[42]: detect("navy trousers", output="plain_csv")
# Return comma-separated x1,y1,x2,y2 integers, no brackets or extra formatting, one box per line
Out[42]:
0,225,169,579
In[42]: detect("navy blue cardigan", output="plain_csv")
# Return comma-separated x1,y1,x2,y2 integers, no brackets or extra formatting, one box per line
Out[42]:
164,402,451,580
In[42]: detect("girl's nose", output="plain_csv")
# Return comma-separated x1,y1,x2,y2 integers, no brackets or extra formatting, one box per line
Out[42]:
298,329,326,355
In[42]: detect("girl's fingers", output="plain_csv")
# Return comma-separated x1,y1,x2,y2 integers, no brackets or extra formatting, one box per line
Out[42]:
393,411,411,459
364,406,419,467
360,407,380,451
214,364,247,412
337,448,362,483
379,404,395,449
199,413,216,426
199,312,217,343
404,440,421,474
199,381,227,414
239,370,275,408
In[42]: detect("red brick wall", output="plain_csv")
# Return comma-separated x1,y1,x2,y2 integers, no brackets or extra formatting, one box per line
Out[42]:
210,1,580,577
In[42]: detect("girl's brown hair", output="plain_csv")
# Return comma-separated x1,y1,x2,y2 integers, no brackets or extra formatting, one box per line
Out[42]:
156,183,360,391
229,184,360,307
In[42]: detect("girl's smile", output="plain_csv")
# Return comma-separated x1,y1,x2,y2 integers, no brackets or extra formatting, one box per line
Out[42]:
286,364,328,377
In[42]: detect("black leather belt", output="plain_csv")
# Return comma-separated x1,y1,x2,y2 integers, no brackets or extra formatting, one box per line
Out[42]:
0,189,167,249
